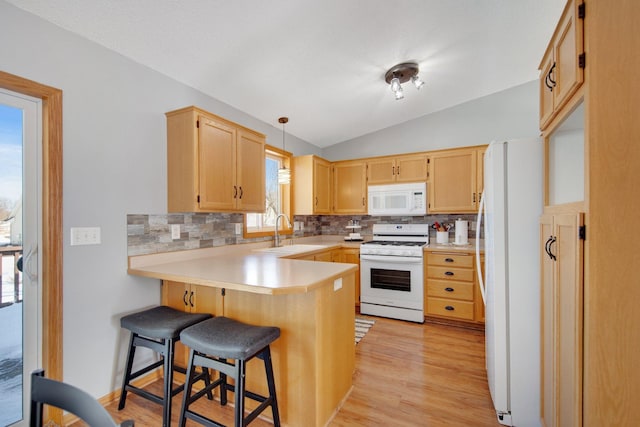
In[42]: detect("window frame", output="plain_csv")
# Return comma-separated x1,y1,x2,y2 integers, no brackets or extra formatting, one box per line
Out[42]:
244,144,292,238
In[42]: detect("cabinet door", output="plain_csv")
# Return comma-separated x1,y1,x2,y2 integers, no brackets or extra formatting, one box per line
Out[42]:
539,50,556,129
198,116,237,210
553,0,583,114
314,157,332,214
428,149,477,213
366,157,395,184
395,154,427,183
236,130,265,212
540,214,556,427
540,212,584,427
333,160,367,214
476,147,486,198
341,249,361,306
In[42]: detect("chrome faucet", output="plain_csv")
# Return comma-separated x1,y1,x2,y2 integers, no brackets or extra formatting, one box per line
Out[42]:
274,213,292,247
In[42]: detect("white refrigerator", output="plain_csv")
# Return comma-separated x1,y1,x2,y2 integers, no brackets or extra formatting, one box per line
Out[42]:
476,139,542,426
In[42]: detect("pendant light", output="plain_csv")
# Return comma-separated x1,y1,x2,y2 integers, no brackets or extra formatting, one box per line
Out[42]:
277,117,291,184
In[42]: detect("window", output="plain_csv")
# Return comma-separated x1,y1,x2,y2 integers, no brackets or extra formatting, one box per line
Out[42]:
245,145,292,237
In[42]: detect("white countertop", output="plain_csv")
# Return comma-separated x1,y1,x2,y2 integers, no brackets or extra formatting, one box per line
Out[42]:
128,236,359,295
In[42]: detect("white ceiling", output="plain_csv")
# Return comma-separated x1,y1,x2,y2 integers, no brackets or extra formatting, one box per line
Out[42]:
7,0,565,148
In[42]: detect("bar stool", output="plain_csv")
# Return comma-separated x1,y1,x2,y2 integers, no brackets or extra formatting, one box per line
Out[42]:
118,306,212,427
178,316,281,427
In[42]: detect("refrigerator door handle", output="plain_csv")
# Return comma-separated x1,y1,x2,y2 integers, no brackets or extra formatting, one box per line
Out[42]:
475,191,487,305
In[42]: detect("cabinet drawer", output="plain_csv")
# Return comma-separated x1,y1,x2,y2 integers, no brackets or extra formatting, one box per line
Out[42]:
426,298,474,321
427,266,474,282
426,252,473,268
427,280,473,301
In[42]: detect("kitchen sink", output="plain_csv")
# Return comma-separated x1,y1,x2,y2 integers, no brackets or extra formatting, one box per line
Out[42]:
255,244,329,255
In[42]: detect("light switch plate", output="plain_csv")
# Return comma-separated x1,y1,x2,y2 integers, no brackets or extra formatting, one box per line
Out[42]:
333,278,343,291
70,227,101,246
235,223,242,235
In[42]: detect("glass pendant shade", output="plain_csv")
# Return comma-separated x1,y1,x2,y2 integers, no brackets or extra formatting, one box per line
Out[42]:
278,116,291,184
278,167,291,184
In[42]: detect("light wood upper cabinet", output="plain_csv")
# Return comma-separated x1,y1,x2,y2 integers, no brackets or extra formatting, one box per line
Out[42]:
539,0,584,130
332,160,367,214
427,148,478,213
166,106,265,213
367,153,427,185
293,155,331,215
476,146,486,198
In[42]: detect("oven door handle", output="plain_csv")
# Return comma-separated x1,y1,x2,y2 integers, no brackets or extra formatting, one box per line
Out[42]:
360,254,423,264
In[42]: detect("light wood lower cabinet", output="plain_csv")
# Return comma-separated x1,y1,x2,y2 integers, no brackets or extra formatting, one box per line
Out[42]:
424,251,484,324
540,212,584,427
162,281,222,367
288,247,361,307
341,248,361,307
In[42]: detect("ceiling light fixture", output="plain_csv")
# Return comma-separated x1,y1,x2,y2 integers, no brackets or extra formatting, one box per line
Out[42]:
277,116,291,185
385,62,424,100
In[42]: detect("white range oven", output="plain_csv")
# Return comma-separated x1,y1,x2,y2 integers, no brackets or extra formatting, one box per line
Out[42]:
359,223,429,323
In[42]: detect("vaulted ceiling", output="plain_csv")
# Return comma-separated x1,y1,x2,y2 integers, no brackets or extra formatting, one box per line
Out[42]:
7,0,565,147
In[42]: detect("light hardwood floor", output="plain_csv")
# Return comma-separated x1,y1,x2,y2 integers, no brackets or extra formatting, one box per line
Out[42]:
92,316,501,426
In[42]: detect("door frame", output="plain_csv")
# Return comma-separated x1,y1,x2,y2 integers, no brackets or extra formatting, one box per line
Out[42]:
0,70,63,425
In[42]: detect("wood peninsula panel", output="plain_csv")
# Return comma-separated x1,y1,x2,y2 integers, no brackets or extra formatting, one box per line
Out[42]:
223,272,355,427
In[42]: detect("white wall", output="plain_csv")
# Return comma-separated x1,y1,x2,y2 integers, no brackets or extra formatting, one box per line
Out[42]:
0,0,318,398
322,80,540,160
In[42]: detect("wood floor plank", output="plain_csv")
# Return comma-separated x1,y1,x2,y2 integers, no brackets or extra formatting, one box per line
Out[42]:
78,316,501,426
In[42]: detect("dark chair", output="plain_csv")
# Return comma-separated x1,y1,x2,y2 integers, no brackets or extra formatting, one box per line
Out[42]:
30,369,133,427
178,316,281,427
118,305,212,427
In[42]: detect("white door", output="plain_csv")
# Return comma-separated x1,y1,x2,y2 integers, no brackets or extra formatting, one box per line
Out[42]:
0,89,42,427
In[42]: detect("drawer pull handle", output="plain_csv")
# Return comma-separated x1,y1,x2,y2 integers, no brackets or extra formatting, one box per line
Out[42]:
444,271,454,276
189,291,194,307
445,305,455,311
445,287,454,292
183,290,188,306
444,258,454,263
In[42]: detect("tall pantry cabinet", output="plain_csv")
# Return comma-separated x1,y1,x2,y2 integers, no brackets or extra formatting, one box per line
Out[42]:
540,1,640,426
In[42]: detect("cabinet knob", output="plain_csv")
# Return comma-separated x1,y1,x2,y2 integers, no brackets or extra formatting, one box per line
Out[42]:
445,305,455,311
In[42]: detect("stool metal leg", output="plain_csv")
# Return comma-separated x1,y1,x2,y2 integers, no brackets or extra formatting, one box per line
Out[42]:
178,349,195,427
118,333,137,410
161,338,174,427
262,347,281,427
234,360,245,427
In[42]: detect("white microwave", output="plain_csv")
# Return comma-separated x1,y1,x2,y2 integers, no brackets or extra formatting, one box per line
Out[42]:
368,182,427,216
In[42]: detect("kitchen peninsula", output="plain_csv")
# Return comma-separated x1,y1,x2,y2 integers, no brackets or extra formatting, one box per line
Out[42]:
127,244,357,427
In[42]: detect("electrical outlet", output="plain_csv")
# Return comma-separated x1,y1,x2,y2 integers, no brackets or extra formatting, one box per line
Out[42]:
333,277,343,291
70,227,101,246
171,224,181,240
293,221,300,231
235,223,242,235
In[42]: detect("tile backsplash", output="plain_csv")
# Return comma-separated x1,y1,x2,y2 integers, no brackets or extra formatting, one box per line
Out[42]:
127,213,480,256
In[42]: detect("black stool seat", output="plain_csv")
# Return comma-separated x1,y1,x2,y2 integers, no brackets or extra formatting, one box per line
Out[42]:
181,316,280,359
121,305,211,339
118,306,212,427
179,316,281,427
